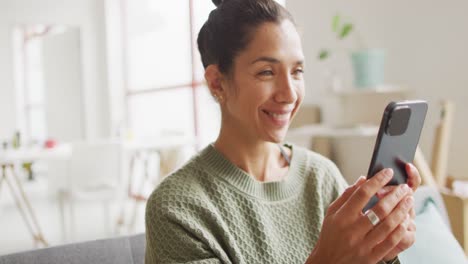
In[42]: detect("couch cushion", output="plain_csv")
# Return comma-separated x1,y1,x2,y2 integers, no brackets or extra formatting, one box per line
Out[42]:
412,186,451,229
0,234,146,264
129,234,146,264
399,199,467,263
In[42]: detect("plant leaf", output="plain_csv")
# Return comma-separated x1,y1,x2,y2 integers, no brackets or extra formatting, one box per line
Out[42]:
318,50,329,60
332,14,340,32
339,23,353,39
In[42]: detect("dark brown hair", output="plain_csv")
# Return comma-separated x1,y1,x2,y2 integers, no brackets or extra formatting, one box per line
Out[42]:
197,0,295,74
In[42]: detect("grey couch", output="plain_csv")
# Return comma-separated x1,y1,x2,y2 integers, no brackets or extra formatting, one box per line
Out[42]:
0,234,145,264
0,186,450,264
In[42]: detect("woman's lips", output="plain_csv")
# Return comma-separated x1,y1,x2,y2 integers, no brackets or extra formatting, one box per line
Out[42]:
262,109,292,126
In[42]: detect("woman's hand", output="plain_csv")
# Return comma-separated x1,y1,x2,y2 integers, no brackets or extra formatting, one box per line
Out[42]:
306,168,414,264
376,163,422,261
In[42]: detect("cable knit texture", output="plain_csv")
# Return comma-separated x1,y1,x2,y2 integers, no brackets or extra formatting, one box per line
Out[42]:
145,144,349,263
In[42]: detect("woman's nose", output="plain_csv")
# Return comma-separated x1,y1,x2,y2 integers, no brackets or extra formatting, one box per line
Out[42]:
274,74,297,104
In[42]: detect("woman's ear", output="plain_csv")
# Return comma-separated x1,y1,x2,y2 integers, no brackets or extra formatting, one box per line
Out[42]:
205,65,226,103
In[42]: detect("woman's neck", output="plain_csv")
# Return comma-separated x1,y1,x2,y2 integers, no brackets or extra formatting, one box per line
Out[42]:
213,129,290,182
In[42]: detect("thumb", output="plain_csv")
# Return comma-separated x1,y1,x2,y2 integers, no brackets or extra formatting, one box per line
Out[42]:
327,176,366,215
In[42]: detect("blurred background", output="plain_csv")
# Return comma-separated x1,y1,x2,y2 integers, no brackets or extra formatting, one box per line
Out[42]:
0,0,467,257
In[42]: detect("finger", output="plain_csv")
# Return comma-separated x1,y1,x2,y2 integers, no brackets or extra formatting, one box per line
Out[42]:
360,193,411,246
370,224,407,261
376,186,398,199
385,229,416,260
339,168,394,216
364,195,414,246
406,163,421,191
403,208,416,232
361,184,411,232
327,176,366,215
404,215,416,232
401,213,411,230
407,219,416,232
383,249,401,263
409,207,416,220
383,219,416,261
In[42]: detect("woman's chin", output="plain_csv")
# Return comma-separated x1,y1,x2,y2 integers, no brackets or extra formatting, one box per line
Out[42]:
263,129,288,143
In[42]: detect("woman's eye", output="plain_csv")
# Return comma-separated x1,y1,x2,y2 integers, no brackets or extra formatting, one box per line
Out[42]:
258,70,274,76
293,68,304,75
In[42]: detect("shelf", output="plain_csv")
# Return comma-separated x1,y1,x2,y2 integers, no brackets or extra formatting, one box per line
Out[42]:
321,85,410,127
329,84,408,95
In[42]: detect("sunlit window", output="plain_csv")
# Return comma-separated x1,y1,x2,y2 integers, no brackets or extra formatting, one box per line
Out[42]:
125,0,286,146
124,0,217,146
13,26,49,143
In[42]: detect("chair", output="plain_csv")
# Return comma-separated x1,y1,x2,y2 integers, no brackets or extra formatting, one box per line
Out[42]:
47,140,124,241
115,143,195,235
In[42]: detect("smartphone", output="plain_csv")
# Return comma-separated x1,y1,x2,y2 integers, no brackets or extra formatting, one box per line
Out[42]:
363,100,428,212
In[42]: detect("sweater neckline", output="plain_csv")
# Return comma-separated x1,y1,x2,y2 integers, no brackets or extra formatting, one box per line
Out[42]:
198,143,307,201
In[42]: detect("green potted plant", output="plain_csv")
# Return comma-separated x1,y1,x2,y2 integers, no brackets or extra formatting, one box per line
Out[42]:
318,14,386,89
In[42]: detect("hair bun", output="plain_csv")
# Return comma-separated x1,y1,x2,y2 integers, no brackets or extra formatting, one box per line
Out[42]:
212,0,224,7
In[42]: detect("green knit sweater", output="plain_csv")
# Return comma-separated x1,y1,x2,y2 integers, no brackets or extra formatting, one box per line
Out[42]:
144,144,396,263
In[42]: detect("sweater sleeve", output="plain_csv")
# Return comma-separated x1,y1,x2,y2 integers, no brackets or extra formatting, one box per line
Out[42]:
145,196,223,264
378,257,400,264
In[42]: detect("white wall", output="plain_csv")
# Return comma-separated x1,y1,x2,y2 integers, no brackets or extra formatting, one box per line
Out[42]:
0,0,110,141
287,0,468,179
104,0,126,138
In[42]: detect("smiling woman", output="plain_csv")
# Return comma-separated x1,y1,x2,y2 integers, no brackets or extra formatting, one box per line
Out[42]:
206,19,305,160
144,0,419,263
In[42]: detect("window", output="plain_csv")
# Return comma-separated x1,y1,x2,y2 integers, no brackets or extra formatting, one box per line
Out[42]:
124,0,285,146
13,26,49,143
124,0,217,146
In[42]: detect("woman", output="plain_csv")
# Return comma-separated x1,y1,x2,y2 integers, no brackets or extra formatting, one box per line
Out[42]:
145,0,420,263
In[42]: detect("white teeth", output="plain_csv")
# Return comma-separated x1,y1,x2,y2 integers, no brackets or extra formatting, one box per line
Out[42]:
265,111,289,119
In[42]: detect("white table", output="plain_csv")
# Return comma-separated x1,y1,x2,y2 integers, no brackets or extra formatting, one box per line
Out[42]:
0,145,71,163
1,137,196,239
0,144,72,247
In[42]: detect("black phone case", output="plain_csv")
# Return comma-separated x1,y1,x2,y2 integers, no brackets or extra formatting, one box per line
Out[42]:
364,100,428,212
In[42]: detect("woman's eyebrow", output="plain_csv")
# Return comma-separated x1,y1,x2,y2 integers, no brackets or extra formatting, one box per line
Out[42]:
251,56,280,64
251,56,304,66
295,60,305,66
